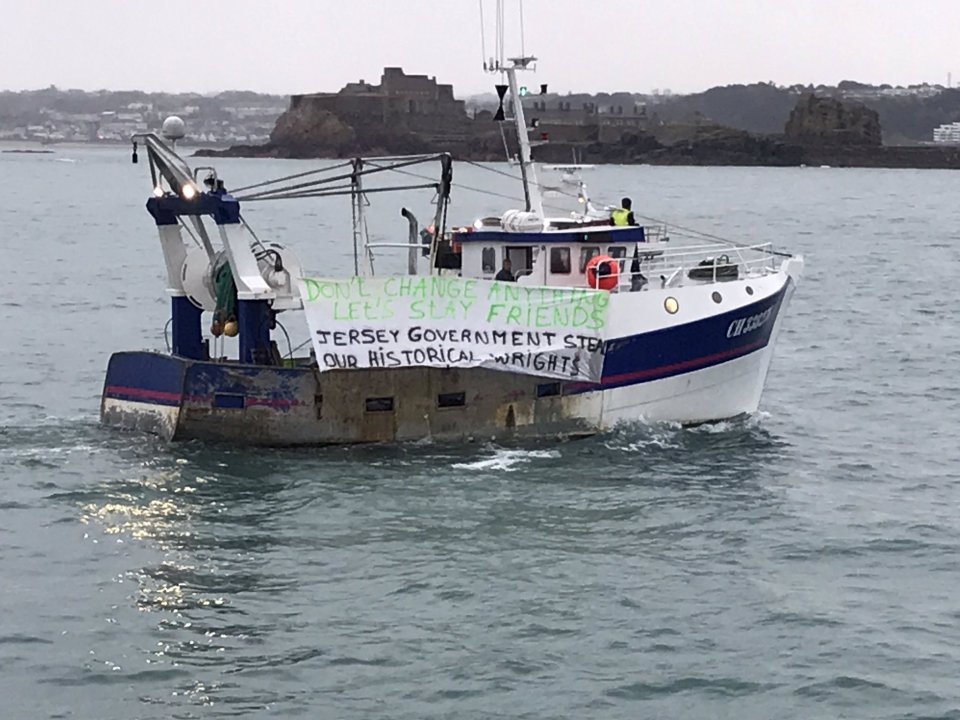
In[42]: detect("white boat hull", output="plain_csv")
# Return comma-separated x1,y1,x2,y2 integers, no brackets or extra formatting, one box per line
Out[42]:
598,268,796,426
600,340,777,425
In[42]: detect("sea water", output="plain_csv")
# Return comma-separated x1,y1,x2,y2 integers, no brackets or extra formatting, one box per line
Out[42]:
2,146,960,719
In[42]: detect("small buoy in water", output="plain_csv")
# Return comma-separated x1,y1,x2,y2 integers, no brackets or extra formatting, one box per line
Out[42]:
210,320,224,337
223,320,239,337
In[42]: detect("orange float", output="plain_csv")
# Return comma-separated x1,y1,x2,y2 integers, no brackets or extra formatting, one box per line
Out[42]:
585,254,619,291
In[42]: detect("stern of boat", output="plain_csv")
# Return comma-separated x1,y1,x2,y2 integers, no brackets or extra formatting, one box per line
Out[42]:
100,352,186,441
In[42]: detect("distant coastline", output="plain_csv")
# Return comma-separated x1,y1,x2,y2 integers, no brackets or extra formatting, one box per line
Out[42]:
7,79,960,169
191,70,960,170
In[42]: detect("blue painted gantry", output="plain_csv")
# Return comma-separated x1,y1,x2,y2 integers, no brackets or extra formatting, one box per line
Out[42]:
146,191,273,365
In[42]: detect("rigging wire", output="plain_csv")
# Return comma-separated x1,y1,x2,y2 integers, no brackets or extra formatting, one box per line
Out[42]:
239,214,272,255
229,149,765,251
501,0,507,65
288,337,313,358
177,217,204,248
453,160,787,253
223,147,783,256
519,0,525,59
275,319,294,361
479,0,487,69
365,161,578,214
229,160,353,195
497,0,504,68
460,159,592,207
234,155,441,201
366,160,789,254
460,159,524,183
494,0,498,67
241,182,437,202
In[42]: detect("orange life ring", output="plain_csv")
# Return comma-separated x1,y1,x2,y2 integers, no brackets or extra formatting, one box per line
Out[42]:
585,254,619,291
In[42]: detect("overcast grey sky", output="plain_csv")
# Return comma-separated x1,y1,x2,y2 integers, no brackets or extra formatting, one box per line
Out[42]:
3,0,957,96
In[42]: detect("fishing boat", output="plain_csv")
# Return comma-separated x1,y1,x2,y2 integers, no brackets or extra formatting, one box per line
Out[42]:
100,51,802,445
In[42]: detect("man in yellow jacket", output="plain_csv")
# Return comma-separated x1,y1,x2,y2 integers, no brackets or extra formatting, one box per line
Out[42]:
610,197,636,226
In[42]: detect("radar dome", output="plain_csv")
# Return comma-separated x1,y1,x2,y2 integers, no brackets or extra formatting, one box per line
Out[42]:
161,116,186,140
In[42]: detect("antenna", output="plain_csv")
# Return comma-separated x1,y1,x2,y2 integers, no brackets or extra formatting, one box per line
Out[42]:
479,0,544,216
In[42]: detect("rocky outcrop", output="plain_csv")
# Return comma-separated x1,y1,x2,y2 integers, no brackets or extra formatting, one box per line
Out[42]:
785,94,882,146
195,100,357,158
638,127,803,166
196,94,485,159
267,99,356,156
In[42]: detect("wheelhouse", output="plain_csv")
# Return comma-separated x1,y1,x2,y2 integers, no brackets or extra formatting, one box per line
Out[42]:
455,222,653,288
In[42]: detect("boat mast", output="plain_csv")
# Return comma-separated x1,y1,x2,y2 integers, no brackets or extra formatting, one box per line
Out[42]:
504,58,543,217
484,0,544,218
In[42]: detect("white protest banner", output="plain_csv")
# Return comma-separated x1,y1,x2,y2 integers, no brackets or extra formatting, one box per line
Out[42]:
297,275,610,382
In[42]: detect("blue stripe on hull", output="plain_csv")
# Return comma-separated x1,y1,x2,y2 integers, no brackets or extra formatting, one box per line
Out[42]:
103,352,186,405
102,352,307,410
567,282,789,393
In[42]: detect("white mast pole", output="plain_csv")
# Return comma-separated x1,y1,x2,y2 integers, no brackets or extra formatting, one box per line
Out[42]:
484,1,544,220
505,61,544,219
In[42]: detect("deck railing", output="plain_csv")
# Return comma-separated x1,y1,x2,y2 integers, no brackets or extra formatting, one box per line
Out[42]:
594,241,781,292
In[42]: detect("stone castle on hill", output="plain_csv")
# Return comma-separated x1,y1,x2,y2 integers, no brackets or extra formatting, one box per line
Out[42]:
336,68,465,120
257,68,477,156
289,68,469,137
261,67,661,158
291,67,650,139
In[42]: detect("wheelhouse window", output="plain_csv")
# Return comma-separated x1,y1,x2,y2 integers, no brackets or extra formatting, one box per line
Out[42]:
481,247,496,274
507,246,534,277
608,245,628,271
550,247,572,274
579,246,601,273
